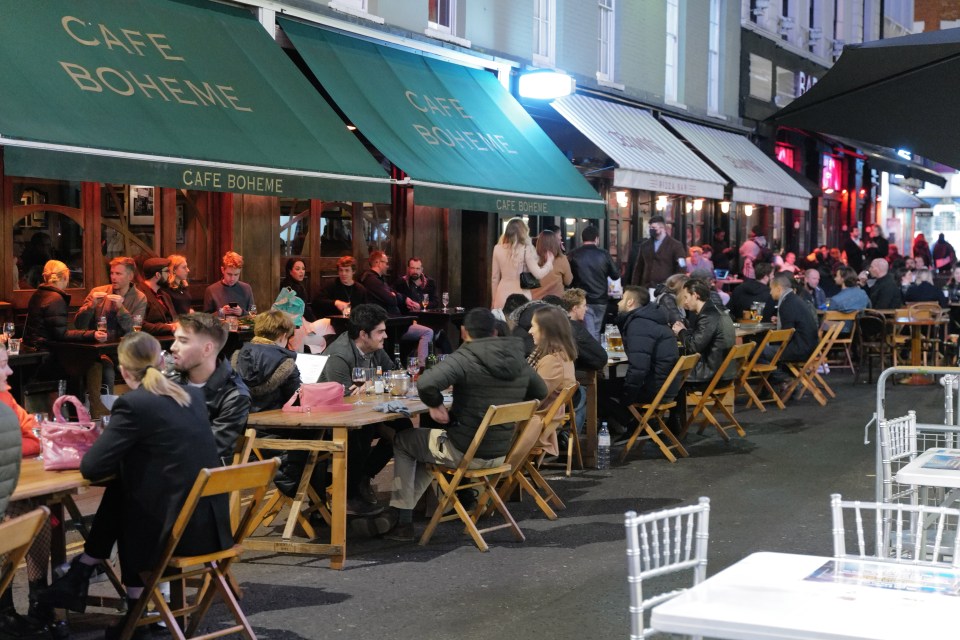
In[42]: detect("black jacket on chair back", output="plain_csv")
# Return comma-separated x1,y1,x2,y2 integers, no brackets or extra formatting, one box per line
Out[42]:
679,302,735,384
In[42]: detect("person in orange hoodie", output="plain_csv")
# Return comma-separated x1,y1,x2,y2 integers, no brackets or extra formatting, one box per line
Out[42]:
0,344,65,638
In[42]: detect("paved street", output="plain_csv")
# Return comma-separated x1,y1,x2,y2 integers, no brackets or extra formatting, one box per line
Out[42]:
24,372,945,639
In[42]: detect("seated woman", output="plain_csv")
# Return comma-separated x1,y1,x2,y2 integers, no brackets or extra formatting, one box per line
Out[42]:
0,343,64,638
656,273,688,326
905,268,946,306
163,254,193,316
527,306,577,456
39,333,231,639
280,258,317,323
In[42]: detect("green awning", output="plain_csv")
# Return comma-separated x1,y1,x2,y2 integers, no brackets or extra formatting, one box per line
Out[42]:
0,0,391,201
280,20,604,218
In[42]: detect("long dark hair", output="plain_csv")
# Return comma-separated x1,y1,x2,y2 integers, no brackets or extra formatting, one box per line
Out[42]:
530,306,577,363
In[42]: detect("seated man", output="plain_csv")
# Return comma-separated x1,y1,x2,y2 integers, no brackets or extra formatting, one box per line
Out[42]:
394,257,438,310
203,251,255,316
136,257,177,335
768,272,819,364
671,278,735,387
729,262,775,322
321,304,411,515
359,251,433,365
800,269,827,310
312,255,367,317
866,258,903,310
379,308,548,542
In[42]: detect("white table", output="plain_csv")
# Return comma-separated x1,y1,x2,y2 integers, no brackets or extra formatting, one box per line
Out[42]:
651,552,958,640
896,448,960,489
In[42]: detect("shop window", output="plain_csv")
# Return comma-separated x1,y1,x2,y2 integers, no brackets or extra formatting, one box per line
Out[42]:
776,143,797,171
360,202,391,257
749,54,773,101
775,67,795,106
316,202,352,258
280,198,312,257
100,184,157,263
13,180,84,290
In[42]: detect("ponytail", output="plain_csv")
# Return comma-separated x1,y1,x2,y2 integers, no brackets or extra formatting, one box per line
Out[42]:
118,332,190,407
140,367,190,407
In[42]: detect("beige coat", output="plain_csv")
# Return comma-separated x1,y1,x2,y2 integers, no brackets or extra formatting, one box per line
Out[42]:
532,254,573,300
533,352,576,456
491,242,553,309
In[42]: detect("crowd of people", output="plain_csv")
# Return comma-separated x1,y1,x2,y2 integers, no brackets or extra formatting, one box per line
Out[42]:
3,214,960,638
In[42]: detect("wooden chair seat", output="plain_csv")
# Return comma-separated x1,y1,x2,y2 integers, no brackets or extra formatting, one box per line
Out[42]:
782,322,843,406
420,400,540,552
685,343,755,441
737,328,794,412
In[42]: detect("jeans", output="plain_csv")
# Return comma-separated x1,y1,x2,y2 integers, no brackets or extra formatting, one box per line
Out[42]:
585,303,608,342
402,323,434,365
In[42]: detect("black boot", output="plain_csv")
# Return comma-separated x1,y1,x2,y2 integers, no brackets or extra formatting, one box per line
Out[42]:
35,557,95,614
0,589,48,639
103,599,150,640
27,579,70,640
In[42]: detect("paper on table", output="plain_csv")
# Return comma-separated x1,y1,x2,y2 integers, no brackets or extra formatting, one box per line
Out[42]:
295,353,329,383
922,450,960,470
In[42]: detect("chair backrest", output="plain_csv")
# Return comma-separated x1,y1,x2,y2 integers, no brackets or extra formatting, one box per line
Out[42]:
907,302,941,319
0,506,49,596
822,310,858,341
647,354,700,410
857,310,887,345
624,497,711,640
830,493,960,567
743,328,794,376
699,343,754,398
878,411,918,504
804,321,843,369
504,386,577,472
450,400,539,487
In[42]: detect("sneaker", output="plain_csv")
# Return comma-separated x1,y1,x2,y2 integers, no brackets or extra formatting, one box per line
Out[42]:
357,476,379,506
816,363,830,374
383,521,416,543
346,498,383,517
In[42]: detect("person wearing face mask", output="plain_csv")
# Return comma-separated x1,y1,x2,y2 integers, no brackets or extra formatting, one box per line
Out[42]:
631,215,687,289
394,257,438,310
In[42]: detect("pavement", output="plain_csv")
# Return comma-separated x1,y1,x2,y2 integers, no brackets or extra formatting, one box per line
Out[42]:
13,371,948,639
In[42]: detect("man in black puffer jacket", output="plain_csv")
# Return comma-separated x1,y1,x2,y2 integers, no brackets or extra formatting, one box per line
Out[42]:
380,308,547,542
618,287,679,403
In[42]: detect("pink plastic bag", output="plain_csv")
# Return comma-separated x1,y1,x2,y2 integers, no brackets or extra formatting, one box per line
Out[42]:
39,395,102,471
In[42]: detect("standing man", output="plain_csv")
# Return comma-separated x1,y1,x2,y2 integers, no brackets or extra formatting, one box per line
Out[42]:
203,251,255,316
631,216,685,290
360,251,434,365
320,304,410,514
394,257,438,310
569,226,620,341
933,233,957,273
842,227,864,272
863,225,889,265
312,256,367,317
137,257,177,335
379,308,547,542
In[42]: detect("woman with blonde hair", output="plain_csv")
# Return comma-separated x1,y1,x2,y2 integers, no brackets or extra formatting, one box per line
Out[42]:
164,254,192,315
532,229,572,300
23,260,107,351
491,217,554,309
41,331,232,634
527,306,577,456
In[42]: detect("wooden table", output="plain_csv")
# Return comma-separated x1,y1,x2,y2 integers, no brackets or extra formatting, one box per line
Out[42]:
246,396,429,569
652,551,959,639
414,309,465,349
891,317,946,385
11,458,89,566
734,322,776,339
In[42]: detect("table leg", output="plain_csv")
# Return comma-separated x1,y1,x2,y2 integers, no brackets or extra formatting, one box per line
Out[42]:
48,501,67,567
902,325,935,385
329,427,348,570
584,372,598,468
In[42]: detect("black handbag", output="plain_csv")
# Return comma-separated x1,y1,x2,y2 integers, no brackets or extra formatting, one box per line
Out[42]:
520,271,541,290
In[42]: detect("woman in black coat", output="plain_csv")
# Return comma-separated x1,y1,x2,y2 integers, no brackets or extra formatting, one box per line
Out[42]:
40,332,231,634
23,260,107,350
280,258,317,323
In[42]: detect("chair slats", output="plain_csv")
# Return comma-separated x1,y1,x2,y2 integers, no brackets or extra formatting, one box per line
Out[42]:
0,507,49,597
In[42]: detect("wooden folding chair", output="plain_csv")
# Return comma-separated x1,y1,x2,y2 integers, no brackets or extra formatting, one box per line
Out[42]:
737,328,794,412
782,322,844,406
419,400,539,552
560,386,583,476
822,310,858,373
621,354,700,463
684,343,755,442
117,458,279,640
0,507,49,596
498,385,578,520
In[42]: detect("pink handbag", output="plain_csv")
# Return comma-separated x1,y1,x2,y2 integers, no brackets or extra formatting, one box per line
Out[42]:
39,395,102,471
282,382,352,413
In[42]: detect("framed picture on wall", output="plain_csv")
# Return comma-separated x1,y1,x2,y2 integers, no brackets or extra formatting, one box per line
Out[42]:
175,204,185,244
128,186,154,225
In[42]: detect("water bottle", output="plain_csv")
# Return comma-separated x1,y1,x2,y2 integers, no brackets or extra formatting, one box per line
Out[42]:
374,366,385,395
597,421,611,470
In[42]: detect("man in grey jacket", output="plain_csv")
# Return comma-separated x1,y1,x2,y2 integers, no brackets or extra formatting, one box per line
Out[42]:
380,308,548,542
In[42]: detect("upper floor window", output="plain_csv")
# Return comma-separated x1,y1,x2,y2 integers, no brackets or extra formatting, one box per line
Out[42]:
533,0,556,66
597,0,615,82
707,0,722,113
328,0,384,24
775,143,798,171
665,0,681,103
429,0,453,33
748,54,772,101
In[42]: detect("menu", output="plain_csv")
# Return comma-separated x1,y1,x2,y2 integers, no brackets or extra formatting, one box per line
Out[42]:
806,559,960,596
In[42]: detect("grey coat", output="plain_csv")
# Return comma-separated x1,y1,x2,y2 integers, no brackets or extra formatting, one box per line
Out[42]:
0,403,21,516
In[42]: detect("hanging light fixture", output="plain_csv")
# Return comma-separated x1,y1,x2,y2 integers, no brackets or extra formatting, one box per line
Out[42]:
656,195,668,211
685,202,693,213
693,198,704,211
744,204,754,217
615,190,628,208
720,201,731,213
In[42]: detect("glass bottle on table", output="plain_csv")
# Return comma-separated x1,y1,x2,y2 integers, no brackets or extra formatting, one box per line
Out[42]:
442,292,450,312
374,365,385,396
425,342,439,370
393,344,403,371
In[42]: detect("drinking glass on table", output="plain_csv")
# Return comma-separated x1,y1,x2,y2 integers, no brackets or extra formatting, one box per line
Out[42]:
422,294,430,310
442,292,450,312
365,368,377,399
352,367,367,404
7,338,20,355
132,314,143,332
33,413,45,459
3,322,14,341
407,356,420,378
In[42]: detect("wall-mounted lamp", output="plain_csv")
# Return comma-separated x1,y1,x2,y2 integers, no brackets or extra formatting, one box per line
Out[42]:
655,195,668,211
685,202,693,213
744,204,754,217
521,215,529,223
518,70,576,99
720,201,731,214
615,190,628,208
693,198,704,212
565,218,576,225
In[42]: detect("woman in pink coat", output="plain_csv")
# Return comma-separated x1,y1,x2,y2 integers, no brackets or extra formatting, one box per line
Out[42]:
491,217,554,309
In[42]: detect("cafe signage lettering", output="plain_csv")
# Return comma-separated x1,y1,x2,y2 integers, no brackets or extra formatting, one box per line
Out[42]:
57,16,253,112
495,199,549,214
405,91,517,155
181,169,283,195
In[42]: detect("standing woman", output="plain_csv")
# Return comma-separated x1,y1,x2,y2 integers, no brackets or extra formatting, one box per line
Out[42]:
68,332,232,635
491,217,554,310
527,306,577,456
164,254,193,315
913,233,932,268
532,230,572,300
280,258,317,323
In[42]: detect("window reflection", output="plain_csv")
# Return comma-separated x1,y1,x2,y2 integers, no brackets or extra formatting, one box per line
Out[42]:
15,212,84,289
280,198,311,257
360,202,390,256
320,203,354,257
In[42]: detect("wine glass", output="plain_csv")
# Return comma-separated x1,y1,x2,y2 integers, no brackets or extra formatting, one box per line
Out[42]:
422,294,430,310
249,304,258,317
407,356,420,378
352,367,367,404
442,292,450,312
